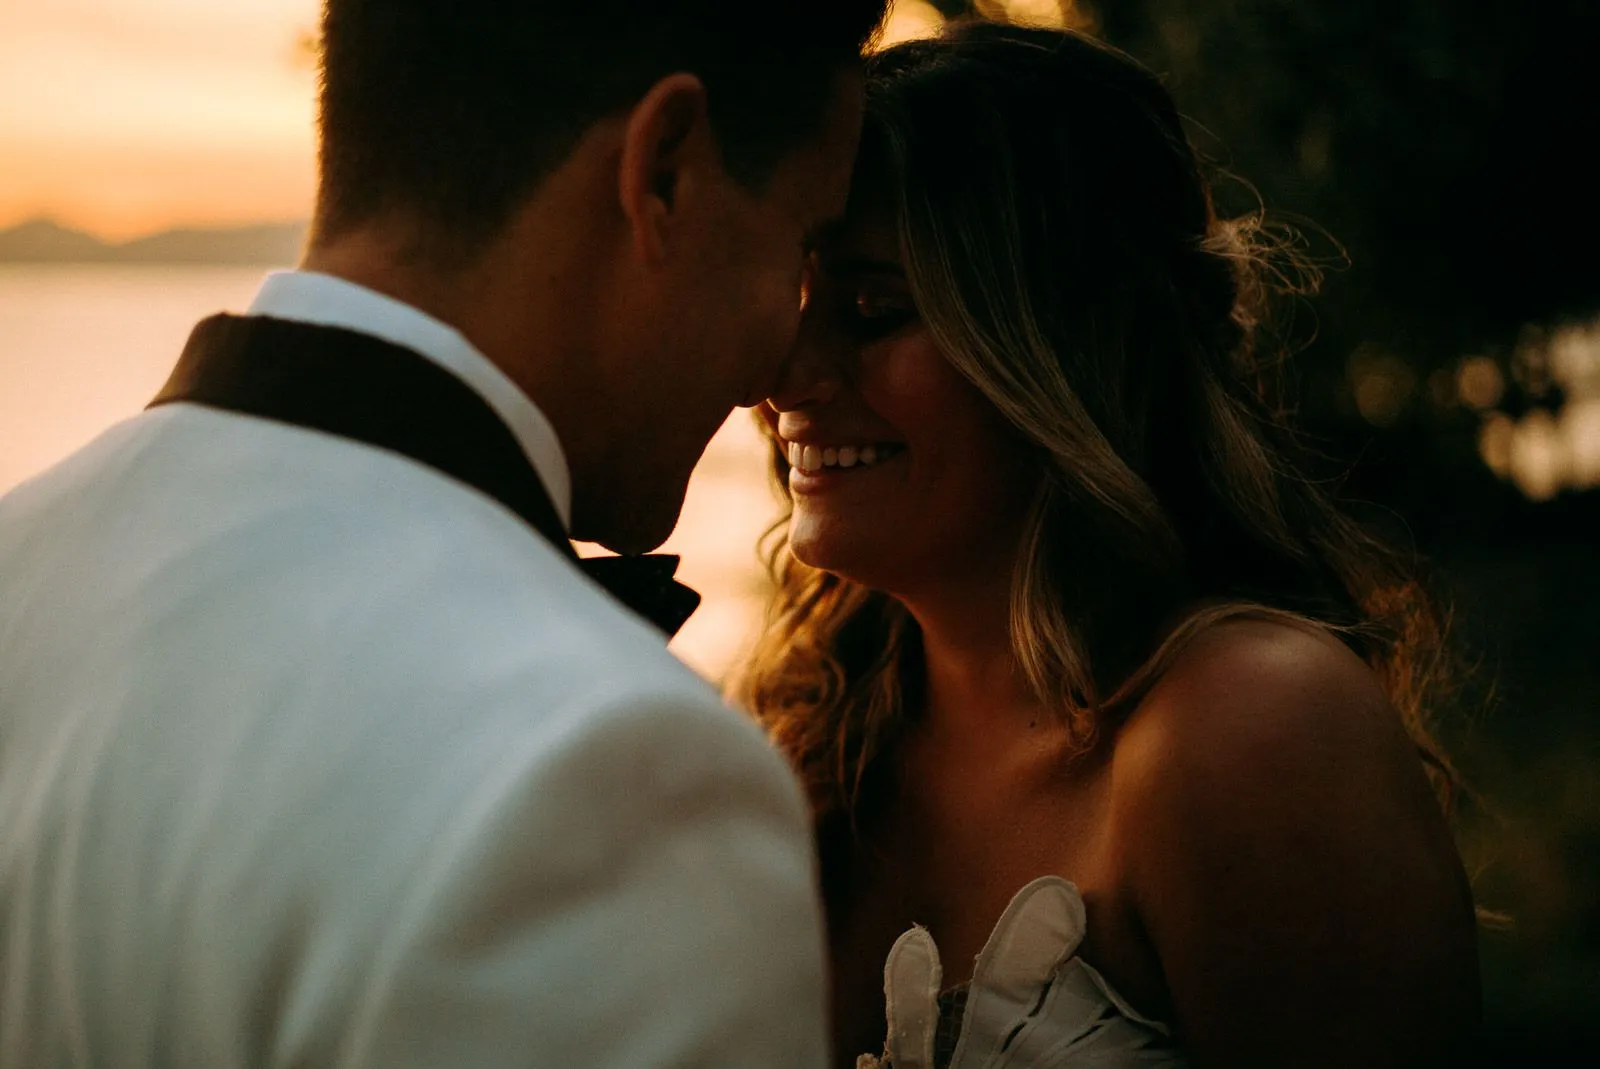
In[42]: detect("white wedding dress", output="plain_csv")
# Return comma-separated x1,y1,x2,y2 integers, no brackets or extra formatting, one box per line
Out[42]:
857,877,1187,1069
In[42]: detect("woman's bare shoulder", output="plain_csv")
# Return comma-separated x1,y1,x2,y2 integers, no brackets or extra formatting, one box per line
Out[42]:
1103,615,1480,1064
1108,613,1447,869
1116,615,1402,767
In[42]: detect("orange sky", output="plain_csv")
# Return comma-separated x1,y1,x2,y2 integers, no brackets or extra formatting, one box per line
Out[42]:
0,1,321,240
0,0,983,242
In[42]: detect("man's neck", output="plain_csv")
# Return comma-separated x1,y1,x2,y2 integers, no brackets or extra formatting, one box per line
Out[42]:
301,220,606,510
300,230,487,354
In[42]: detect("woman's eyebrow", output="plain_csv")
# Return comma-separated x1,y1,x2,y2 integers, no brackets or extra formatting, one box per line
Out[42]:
802,218,847,255
823,255,906,278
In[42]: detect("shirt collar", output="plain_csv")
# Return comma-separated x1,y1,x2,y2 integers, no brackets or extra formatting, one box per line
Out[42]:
246,270,572,530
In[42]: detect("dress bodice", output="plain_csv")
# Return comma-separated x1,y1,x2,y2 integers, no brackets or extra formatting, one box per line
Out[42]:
856,877,1186,1069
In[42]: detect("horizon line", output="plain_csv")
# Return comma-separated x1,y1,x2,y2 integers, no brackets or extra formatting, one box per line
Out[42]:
0,214,311,245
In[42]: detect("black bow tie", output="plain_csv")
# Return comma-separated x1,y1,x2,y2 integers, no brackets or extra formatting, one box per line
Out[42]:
577,553,701,639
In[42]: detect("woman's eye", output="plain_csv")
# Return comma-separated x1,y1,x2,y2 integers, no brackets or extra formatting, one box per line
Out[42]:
845,293,916,339
854,295,904,318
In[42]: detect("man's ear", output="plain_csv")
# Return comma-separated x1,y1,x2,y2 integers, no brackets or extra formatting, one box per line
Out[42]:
617,73,714,266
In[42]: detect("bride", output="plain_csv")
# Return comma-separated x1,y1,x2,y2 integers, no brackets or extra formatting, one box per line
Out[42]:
738,21,1481,1069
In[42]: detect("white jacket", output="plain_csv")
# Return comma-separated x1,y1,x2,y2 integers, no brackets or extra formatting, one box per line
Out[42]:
0,304,826,1067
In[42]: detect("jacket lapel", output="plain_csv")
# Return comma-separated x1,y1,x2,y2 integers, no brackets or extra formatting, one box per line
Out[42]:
151,314,700,638
154,314,577,556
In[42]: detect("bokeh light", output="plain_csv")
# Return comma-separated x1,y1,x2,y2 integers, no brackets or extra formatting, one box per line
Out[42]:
1462,314,1600,497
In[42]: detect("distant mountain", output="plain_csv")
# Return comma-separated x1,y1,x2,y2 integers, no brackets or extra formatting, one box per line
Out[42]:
0,219,111,261
0,218,308,265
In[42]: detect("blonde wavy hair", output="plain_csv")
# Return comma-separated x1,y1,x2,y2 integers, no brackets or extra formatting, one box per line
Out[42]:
734,24,1462,877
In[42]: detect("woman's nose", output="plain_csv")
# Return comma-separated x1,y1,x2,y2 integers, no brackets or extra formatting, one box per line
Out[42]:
765,309,845,413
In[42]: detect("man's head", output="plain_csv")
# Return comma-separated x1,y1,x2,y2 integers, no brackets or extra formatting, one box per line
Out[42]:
309,1,887,553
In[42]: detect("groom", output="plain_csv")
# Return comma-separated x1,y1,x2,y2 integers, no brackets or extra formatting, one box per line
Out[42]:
0,2,885,1066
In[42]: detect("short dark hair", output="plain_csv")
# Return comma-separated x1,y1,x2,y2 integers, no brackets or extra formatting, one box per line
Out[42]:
313,1,887,255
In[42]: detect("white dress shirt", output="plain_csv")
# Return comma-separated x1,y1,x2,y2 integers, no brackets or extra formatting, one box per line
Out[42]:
248,269,573,529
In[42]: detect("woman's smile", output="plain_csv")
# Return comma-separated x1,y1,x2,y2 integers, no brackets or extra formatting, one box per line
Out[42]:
783,437,908,492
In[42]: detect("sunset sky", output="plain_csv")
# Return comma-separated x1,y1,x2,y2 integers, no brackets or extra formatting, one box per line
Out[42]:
0,0,988,242
0,0,321,239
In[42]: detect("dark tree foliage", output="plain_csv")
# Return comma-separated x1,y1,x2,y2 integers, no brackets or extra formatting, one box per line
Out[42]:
1088,2,1600,411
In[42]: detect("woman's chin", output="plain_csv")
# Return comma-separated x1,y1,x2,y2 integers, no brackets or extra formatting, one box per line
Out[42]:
788,536,842,574
789,531,894,590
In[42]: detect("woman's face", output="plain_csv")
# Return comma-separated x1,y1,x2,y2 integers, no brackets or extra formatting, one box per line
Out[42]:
764,202,1039,596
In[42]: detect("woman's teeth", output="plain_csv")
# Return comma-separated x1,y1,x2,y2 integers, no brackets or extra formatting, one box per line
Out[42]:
786,441,902,474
